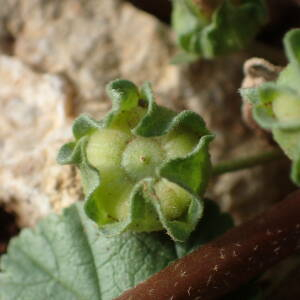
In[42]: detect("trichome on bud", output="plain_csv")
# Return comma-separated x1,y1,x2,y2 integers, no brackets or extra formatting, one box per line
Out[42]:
57,79,214,241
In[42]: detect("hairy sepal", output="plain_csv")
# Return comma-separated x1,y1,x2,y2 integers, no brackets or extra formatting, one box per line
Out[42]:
57,79,213,240
240,29,300,185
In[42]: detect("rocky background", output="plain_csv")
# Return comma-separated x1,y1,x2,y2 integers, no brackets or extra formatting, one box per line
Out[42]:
0,0,300,297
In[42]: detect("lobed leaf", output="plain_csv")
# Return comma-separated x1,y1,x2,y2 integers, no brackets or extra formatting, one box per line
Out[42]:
0,203,177,300
0,200,240,300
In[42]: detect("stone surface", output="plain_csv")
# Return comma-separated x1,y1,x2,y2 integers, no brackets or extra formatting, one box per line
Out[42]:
7,0,179,117
0,0,294,227
0,55,81,227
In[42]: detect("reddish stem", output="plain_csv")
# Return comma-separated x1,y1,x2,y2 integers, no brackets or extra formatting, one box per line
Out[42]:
115,190,300,300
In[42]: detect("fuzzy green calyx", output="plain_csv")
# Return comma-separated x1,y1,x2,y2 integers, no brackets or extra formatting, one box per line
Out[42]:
171,0,267,63
57,79,214,241
240,29,300,185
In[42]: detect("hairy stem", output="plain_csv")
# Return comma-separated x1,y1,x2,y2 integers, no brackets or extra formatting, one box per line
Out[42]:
115,190,300,300
212,148,285,176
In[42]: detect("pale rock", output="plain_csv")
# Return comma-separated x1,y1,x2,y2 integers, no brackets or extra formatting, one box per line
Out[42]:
0,55,81,227
9,0,179,116
0,0,181,226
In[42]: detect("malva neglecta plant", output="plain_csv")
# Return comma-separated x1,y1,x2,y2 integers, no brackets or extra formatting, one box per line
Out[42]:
1,9,300,300
54,27,300,296
59,26,300,243
57,79,214,242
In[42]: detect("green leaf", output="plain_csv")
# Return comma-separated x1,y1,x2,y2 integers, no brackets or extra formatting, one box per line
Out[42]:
171,0,207,55
0,200,264,300
202,0,267,58
0,203,177,300
0,199,238,299
171,0,267,60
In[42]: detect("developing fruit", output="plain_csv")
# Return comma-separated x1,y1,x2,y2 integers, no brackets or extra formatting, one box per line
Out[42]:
58,79,213,241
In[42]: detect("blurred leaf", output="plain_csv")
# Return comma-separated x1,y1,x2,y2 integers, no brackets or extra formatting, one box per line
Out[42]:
172,0,267,60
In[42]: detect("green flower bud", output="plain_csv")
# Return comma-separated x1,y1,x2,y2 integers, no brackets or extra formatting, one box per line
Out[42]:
57,79,214,241
171,0,267,62
240,29,300,185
